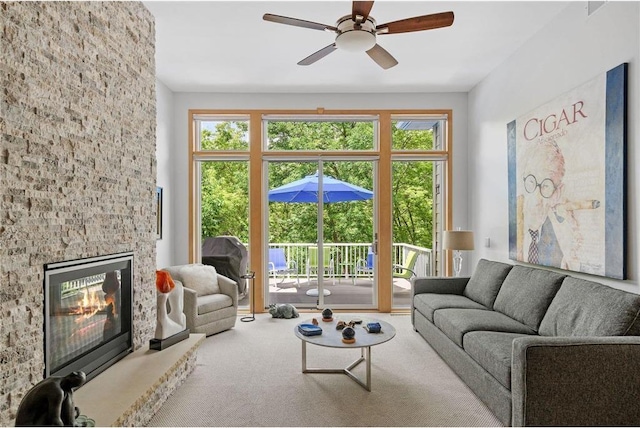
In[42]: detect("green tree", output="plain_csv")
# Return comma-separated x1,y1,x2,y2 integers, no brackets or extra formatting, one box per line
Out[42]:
199,119,434,250
200,122,250,241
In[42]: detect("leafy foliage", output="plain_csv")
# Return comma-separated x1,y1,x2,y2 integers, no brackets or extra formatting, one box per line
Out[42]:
198,120,435,248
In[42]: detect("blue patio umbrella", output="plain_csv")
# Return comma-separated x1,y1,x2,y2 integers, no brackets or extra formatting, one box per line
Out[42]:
268,172,373,203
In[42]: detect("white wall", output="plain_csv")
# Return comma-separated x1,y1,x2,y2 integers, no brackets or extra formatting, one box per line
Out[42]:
169,92,470,268
468,2,639,292
156,79,175,268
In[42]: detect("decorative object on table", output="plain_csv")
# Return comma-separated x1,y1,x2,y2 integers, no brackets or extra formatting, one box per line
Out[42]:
268,303,299,319
297,323,323,336
351,318,362,324
150,270,189,351
336,320,356,330
443,228,475,277
240,271,256,322
341,326,356,343
15,371,86,427
507,63,627,279
364,322,382,333
311,317,318,325
321,307,333,321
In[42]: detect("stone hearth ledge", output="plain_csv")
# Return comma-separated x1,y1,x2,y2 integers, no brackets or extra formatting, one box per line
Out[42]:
74,334,205,426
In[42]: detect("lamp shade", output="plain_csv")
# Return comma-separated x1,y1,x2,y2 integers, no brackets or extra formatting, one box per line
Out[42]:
443,230,475,251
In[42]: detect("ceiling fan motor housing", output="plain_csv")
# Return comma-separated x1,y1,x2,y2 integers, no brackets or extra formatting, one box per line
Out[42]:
335,15,377,52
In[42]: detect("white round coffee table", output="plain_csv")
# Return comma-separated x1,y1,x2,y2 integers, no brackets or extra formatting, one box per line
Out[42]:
294,317,396,391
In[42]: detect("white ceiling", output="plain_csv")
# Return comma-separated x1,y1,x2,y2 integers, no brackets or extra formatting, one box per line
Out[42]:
144,1,570,94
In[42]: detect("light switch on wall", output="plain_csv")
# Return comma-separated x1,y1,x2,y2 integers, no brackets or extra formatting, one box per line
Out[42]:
484,237,491,248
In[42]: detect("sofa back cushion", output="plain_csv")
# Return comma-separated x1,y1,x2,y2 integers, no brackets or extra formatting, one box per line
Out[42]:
493,265,565,331
462,259,513,308
179,264,220,296
539,277,640,336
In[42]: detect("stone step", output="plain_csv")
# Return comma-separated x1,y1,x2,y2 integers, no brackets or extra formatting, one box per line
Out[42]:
74,334,205,426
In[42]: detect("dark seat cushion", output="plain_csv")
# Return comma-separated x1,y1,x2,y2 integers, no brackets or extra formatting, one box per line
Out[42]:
493,265,565,331
464,331,533,390
539,277,640,336
413,294,487,322
463,259,513,308
434,308,536,347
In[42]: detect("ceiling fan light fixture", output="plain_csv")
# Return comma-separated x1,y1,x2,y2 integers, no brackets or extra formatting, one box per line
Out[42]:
334,15,377,52
263,4,454,68
335,30,376,52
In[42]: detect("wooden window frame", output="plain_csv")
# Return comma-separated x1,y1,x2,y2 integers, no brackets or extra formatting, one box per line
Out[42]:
188,109,453,313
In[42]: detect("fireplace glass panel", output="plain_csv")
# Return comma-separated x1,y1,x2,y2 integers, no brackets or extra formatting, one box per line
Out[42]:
44,253,133,380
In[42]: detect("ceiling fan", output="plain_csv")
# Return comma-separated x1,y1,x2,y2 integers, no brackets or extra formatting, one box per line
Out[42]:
263,1,454,70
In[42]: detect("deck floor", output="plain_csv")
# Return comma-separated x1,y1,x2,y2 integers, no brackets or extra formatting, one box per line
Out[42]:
238,276,412,309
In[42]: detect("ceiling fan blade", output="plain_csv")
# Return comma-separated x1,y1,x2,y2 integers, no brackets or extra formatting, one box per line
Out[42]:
377,11,454,34
263,13,337,32
298,44,338,66
366,44,398,70
352,1,375,21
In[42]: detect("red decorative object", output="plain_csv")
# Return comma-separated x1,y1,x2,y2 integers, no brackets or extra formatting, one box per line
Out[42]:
156,270,175,294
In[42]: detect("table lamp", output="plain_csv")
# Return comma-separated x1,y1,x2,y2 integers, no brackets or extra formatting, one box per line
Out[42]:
443,230,475,277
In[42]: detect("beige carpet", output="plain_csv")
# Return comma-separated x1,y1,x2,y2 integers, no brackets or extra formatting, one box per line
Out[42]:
148,313,502,427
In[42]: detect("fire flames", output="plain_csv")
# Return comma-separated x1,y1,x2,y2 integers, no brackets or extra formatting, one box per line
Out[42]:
74,289,104,319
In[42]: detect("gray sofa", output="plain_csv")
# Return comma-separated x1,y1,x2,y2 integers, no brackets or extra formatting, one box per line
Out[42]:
411,258,640,426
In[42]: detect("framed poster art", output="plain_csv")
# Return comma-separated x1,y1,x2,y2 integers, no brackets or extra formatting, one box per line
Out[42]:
507,63,627,279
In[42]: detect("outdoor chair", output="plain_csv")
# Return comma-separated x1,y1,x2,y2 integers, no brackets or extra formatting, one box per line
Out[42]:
306,246,335,284
268,248,299,286
353,248,374,284
393,250,418,280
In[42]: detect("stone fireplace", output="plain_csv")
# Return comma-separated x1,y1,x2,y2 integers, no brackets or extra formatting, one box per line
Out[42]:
44,252,134,381
1,3,157,425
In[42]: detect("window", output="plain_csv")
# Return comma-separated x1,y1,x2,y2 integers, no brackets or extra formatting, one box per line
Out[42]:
189,109,453,312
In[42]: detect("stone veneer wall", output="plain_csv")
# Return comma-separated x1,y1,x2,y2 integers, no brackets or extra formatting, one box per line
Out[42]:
0,2,157,424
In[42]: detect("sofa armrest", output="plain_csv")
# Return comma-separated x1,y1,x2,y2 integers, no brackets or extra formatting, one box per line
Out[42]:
217,274,238,308
411,276,469,296
181,282,198,329
511,335,640,427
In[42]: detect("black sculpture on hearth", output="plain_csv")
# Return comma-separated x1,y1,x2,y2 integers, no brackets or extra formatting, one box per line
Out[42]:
15,371,86,427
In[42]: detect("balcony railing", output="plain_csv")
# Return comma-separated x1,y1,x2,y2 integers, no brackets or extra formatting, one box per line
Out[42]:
267,242,433,280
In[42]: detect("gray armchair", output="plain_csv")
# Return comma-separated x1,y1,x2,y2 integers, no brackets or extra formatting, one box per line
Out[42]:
162,264,238,336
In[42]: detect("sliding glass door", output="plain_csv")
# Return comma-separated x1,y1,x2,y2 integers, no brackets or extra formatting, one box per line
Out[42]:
267,159,377,309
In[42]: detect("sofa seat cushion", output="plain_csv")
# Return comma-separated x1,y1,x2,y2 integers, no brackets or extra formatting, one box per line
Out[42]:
493,265,565,331
464,331,532,390
539,277,640,336
198,293,233,315
463,259,513,308
414,294,487,322
434,308,536,347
